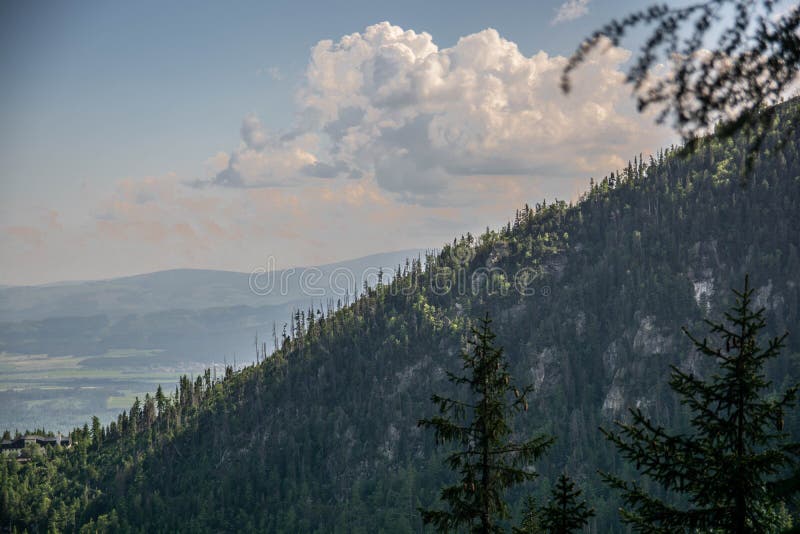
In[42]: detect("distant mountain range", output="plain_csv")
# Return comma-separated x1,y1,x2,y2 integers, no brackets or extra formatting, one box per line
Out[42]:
0,249,423,432
0,250,424,322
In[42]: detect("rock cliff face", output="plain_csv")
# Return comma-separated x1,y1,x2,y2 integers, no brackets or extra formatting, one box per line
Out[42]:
598,315,678,418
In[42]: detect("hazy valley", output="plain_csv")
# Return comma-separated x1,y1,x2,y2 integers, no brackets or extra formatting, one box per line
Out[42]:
0,250,420,432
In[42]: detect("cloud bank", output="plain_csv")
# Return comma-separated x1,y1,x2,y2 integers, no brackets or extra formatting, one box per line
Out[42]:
200,22,668,205
2,22,674,284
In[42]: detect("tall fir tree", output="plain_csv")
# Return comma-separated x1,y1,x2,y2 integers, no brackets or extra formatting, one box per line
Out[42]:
418,313,555,533
513,496,541,534
538,473,594,534
602,276,800,533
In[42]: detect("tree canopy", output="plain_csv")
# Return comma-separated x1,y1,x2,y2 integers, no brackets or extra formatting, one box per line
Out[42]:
418,313,555,533
602,276,800,533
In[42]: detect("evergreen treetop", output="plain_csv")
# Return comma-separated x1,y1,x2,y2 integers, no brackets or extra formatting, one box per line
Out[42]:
602,275,800,533
419,313,555,533
539,473,595,534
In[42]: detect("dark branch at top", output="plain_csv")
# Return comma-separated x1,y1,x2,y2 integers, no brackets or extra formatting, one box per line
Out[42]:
562,0,800,166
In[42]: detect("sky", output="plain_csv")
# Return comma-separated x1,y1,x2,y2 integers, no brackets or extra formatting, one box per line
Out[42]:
0,0,679,285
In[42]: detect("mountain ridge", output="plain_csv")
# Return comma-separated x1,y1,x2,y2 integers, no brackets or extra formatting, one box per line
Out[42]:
0,249,424,322
5,248,427,289
3,99,800,532
0,249,425,433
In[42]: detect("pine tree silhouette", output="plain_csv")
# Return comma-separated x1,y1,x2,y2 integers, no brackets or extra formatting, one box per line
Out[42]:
539,473,594,534
419,313,555,533
602,275,800,533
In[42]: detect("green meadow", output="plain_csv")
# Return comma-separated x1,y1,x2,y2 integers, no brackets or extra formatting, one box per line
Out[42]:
0,349,199,433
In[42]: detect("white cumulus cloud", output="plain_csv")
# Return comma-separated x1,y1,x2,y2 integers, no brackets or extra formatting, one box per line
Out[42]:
204,22,670,204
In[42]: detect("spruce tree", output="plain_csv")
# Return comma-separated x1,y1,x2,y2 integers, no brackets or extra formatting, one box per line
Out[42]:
419,313,555,533
512,496,541,534
602,276,799,533
538,473,594,534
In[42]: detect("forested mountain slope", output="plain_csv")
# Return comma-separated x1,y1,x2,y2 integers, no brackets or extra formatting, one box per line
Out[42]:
3,100,800,532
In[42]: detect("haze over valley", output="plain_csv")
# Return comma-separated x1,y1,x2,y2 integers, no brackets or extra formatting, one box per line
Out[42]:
0,250,419,431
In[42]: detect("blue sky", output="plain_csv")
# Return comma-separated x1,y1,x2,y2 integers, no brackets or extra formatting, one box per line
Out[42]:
1,0,671,285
